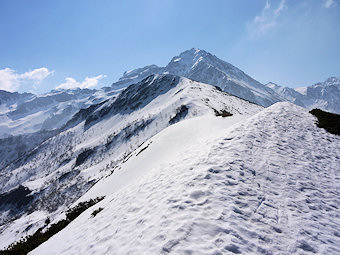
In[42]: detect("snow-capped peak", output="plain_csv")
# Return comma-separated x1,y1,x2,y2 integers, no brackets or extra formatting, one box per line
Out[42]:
166,48,211,76
112,48,282,107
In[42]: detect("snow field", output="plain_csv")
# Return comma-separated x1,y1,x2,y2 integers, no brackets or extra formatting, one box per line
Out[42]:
31,103,340,254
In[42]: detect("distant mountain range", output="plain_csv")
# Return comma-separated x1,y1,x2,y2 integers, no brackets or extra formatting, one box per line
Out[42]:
266,76,340,114
0,87,122,138
0,48,338,139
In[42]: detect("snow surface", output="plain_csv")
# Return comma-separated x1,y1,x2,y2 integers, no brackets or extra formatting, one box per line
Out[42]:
30,102,340,254
79,114,248,202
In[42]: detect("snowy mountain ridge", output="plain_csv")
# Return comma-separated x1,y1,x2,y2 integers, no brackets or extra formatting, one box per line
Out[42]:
29,102,340,254
0,74,263,249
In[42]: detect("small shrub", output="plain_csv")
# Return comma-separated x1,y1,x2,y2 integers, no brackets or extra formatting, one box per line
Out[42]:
213,109,233,117
169,105,188,124
214,85,222,91
91,207,104,217
44,218,50,225
0,185,34,209
75,148,94,167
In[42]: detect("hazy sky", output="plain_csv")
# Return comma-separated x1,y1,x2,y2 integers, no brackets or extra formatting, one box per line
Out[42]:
0,0,339,93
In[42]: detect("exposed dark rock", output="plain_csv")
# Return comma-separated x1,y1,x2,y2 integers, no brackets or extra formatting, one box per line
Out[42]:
310,108,340,135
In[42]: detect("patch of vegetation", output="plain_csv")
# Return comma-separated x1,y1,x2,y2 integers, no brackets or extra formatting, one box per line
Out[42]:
58,170,80,183
0,185,34,209
310,108,340,135
136,143,150,156
58,157,72,167
122,118,154,141
105,132,117,147
68,101,105,127
213,109,233,117
91,207,103,217
214,85,222,91
1,196,104,255
75,148,95,167
169,105,189,125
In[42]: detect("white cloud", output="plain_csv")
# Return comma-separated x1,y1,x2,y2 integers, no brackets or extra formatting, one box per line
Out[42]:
248,0,286,38
275,0,285,15
0,67,53,92
324,0,335,8
0,68,20,92
20,67,53,83
56,74,107,90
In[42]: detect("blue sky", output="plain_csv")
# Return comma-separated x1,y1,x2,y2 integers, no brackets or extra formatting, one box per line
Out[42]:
0,0,339,93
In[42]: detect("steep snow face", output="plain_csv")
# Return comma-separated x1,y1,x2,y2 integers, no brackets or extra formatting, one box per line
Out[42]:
267,77,340,114
0,74,262,248
113,48,281,107
29,102,340,255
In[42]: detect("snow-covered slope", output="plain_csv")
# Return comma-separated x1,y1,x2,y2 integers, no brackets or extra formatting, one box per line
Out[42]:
112,48,281,107
0,88,121,138
267,77,340,114
29,102,340,255
0,88,124,171
0,74,262,248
